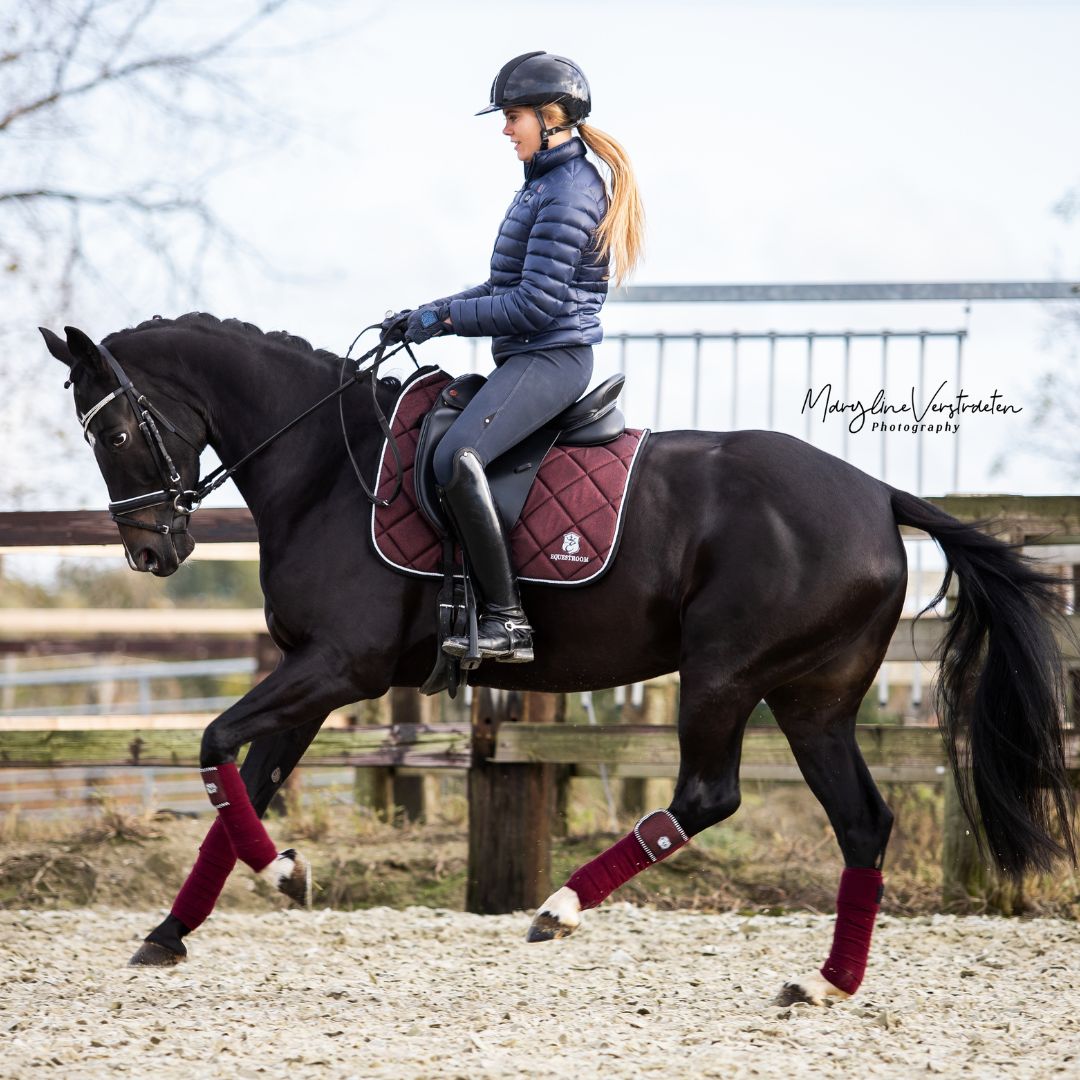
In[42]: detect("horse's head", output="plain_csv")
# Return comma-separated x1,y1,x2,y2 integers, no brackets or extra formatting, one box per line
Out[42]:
41,324,203,576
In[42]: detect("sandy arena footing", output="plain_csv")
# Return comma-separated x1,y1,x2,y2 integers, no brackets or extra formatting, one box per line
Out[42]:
1,905,1077,1078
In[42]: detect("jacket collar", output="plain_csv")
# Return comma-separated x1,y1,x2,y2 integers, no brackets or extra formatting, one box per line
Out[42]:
524,136,586,182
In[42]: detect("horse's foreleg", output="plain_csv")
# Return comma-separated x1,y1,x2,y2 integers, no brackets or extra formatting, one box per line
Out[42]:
130,651,366,966
528,678,756,942
130,715,325,966
768,686,894,1006
196,650,367,895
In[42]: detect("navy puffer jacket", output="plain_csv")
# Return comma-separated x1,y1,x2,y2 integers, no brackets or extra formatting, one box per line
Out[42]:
431,137,609,362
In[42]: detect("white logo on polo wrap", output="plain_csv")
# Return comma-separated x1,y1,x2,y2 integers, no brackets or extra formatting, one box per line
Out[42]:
550,530,590,564
200,768,230,809
634,808,689,861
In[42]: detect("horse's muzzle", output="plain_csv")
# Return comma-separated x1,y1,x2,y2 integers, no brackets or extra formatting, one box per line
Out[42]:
129,527,195,576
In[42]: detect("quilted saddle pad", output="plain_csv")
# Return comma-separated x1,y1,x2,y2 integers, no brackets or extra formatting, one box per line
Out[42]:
370,369,649,587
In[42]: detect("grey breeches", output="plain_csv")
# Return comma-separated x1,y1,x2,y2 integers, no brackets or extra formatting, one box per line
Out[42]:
432,346,594,487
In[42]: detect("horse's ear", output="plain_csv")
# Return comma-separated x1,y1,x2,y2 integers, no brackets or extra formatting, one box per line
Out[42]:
39,326,74,368
63,326,108,376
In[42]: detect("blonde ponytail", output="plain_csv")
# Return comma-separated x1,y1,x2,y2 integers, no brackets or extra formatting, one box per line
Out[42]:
541,104,645,285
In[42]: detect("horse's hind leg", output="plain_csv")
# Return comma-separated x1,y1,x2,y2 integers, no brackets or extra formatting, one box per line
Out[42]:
129,715,326,967
527,672,760,942
767,660,896,1006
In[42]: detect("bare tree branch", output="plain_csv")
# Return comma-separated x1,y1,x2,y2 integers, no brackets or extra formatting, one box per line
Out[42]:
0,0,336,324
0,0,290,133
0,189,206,213
49,1,100,105
0,1,349,506
102,0,163,72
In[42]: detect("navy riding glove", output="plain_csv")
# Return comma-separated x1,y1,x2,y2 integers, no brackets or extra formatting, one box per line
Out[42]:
404,305,451,345
380,309,412,344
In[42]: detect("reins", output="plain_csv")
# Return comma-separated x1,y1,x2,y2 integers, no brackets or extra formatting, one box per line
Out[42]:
75,323,426,536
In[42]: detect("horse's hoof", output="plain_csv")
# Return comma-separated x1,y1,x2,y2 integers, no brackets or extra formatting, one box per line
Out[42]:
526,912,571,942
526,886,581,943
128,941,186,967
260,848,312,909
775,972,850,1007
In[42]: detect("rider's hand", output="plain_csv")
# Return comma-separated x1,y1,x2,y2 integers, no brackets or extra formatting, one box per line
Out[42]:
380,309,412,344
404,306,450,345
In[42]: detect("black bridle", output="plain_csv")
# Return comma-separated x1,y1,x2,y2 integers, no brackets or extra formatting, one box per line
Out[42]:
76,341,202,539
74,324,425,546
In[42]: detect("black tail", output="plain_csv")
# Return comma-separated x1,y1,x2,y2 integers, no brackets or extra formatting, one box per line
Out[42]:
890,487,1076,879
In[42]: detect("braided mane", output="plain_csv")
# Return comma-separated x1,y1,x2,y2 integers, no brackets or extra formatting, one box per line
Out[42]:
103,311,341,364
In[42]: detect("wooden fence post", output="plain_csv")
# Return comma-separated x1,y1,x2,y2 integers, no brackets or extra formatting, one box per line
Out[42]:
388,687,439,822
350,692,393,820
353,767,394,821
466,687,560,914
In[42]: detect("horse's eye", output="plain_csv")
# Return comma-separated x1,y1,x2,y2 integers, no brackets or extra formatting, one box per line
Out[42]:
110,431,129,449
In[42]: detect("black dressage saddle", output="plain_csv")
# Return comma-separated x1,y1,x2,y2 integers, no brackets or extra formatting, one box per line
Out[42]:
414,372,626,534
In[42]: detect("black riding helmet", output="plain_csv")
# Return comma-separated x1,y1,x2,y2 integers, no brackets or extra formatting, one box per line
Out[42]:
477,51,591,152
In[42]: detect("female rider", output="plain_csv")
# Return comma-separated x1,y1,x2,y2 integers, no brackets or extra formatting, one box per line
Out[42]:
384,51,644,665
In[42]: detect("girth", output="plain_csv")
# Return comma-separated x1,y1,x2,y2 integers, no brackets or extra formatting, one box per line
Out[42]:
414,372,626,534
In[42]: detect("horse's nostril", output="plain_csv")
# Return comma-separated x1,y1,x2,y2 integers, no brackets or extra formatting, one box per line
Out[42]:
140,549,160,573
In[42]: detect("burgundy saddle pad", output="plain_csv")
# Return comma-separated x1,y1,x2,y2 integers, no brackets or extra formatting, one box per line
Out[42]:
370,369,649,586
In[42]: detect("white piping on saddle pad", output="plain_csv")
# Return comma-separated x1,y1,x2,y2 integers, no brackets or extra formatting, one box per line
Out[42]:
368,370,650,588
368,369,449,581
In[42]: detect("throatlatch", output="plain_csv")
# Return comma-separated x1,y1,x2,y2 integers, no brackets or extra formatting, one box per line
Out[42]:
566,809,689,909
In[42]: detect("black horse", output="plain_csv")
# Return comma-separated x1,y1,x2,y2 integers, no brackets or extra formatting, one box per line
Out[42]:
41,314,1075,1005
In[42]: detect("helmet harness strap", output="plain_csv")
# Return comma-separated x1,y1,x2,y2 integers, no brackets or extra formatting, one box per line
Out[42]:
533,104,574,152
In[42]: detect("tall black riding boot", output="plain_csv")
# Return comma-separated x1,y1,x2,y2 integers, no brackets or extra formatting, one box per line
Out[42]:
439,447,534,664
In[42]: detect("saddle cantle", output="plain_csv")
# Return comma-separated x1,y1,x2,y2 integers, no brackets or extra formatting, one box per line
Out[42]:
414,373,627,534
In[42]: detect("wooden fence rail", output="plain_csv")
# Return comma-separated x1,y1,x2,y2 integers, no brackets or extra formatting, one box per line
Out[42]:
0,719,472,770
0,719,953,775
5,718,1073,778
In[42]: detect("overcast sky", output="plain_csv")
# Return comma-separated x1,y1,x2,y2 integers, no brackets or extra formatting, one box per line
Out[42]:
7,0,1080,525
